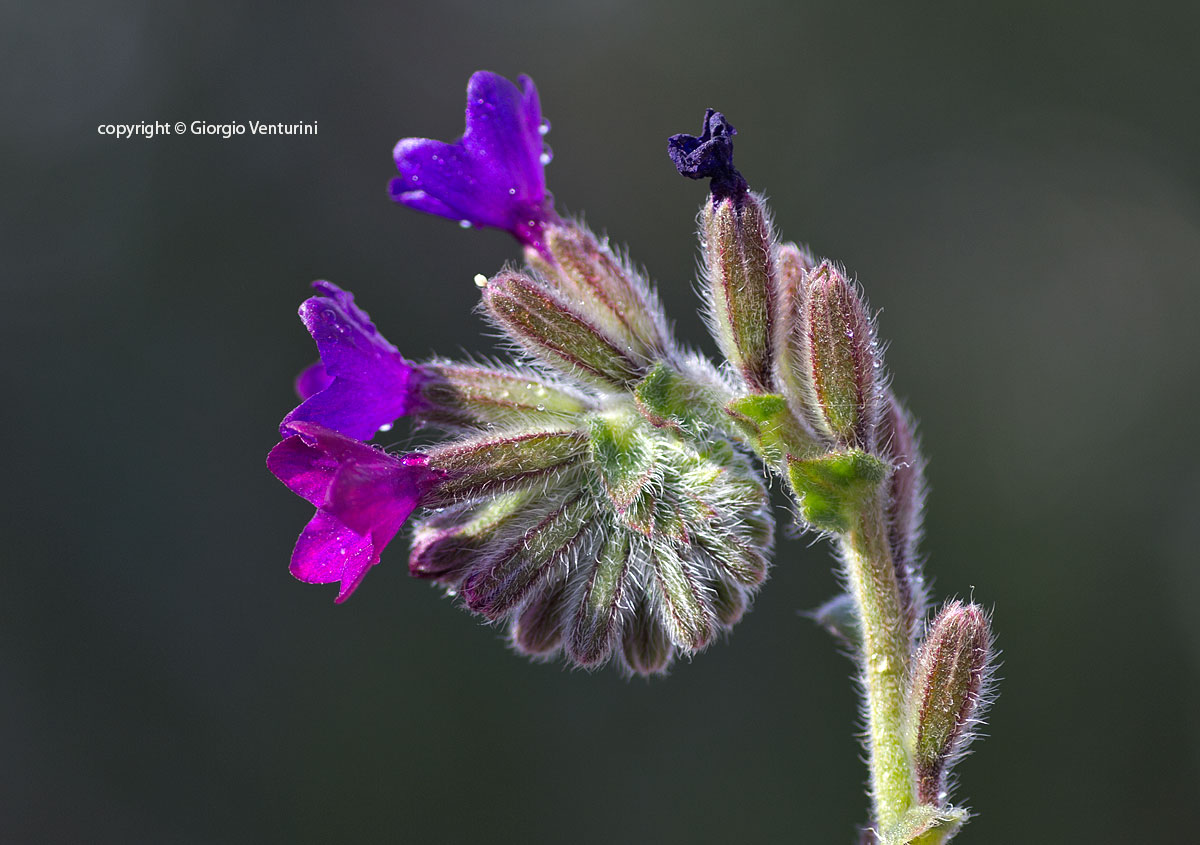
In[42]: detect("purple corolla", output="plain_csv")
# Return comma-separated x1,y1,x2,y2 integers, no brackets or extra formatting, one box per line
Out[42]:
390,71,555,248
268,421,444,602
281,281,423,442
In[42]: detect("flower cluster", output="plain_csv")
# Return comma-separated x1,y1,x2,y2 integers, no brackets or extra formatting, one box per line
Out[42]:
270,72,773,675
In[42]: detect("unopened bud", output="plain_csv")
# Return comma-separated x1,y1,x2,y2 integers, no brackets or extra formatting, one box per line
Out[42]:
511,579,568,657
621,597,674,676
701,192,778,393
877,391,928,640
483,271,645,388
648,542,714,651
905,602,994,806
424,428,589,505
409,492,530,581
532,223,674,360
416,362,590,430
772,242,819,421
460,491,600,618
566,530,632,667
797,261,883,450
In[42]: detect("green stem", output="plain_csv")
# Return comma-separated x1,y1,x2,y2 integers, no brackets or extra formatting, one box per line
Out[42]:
839,497,914,832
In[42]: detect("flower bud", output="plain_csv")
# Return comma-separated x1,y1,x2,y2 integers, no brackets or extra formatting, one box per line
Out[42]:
415,362,590,430
511,579,568,657
648,541,714,651
621,597,674,676
460,491,600,618
566,530,632,667
772,242,819,423
701,191,779,393
531,222,675,361
904,602,994,806
797,261,883,451
423,428,589,505
482,271,645,389
409,492,531,581
877,391,928,641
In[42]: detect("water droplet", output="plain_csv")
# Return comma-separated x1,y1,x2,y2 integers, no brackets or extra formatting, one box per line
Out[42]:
411,175,419,182
538,119,551,135
339,548,347,555
535,404,545,411
459,219,473,229
474,274,489,287
539,152,552,166
378,422,393,433
508,187,516,195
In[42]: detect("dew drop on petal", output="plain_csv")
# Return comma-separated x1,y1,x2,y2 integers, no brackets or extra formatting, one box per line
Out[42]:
459,219,473,228
538,119,551,135
378,422,393,433
539,152,552,166
508,188,516,195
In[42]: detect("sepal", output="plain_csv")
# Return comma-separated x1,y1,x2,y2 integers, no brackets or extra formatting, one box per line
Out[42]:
424,428,589,505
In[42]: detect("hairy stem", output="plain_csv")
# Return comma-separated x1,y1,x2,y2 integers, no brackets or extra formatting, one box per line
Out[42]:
839,496,914,831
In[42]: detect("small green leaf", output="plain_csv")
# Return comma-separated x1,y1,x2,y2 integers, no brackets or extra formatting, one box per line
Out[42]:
786,449,887,532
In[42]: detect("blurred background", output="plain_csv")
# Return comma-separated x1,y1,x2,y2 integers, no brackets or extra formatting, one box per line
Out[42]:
4,1,1198,842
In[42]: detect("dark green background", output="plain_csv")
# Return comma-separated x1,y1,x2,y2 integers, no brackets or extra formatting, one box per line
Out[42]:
6,1,1198,842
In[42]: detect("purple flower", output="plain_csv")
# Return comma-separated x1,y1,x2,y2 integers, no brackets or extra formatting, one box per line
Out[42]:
390,71,555,248
268,421,444,602
281,281,423,441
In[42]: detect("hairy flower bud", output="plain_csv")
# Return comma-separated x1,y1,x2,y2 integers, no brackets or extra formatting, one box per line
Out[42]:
415,362,591,430
423,428,589,505
530,222,675,361
701,191,779,393
772,242,819,422
904,602,994,806
877,391,928,641
797,261,883,451
409,492,531,581
482,271,646,388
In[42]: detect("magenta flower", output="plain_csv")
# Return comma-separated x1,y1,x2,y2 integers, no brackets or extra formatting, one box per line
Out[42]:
390,71,555,248
268,421,444,602
281,281,423,441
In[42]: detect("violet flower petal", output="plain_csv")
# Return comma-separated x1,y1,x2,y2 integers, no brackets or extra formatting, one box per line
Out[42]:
281,281,421,441
290,510,379,603
390,71,553,246
269,422,445,602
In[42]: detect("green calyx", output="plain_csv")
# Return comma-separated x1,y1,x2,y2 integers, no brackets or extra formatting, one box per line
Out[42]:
786,449,888,532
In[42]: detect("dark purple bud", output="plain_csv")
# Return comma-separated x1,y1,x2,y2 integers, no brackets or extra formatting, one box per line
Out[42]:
668,109,749,204
905,602,994,806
